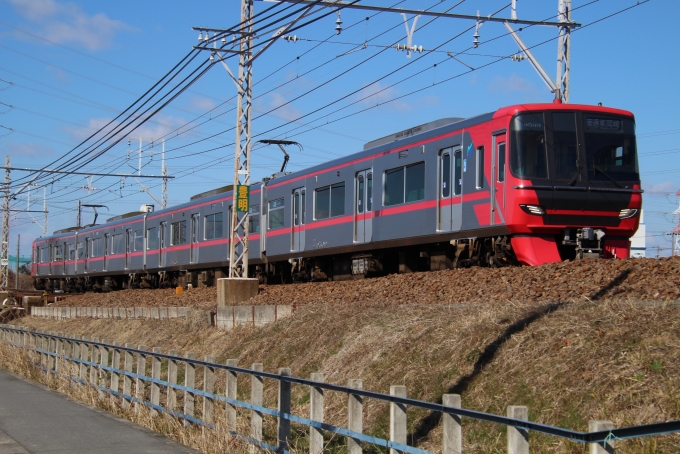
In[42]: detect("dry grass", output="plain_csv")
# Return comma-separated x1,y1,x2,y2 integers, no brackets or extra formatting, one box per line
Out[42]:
9,295,680,453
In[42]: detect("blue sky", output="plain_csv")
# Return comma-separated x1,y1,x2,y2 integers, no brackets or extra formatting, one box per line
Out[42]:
0,0,678,258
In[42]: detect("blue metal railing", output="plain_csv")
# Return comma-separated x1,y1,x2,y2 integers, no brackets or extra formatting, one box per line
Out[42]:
4,325,680,452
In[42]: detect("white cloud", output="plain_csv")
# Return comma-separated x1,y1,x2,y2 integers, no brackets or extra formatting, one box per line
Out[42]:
8,142,54,158
356,82,411,112
488,74,541,98
267,92,302,122
188,96,217,113
65,115,187,143
46,65,70,84
642,180,677,194
9,0,132,51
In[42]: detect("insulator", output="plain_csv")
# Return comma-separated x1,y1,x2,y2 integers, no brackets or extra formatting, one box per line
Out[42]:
221,36,226,44
335,11,343,35
198,31,203,42
210,53,215,62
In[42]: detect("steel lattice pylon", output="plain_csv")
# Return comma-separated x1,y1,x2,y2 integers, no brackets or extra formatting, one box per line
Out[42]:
229,0,255,278
1,155,10,292
556,0,571,102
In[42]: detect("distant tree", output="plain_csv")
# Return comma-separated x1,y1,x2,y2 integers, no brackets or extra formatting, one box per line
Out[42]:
18,263,31,275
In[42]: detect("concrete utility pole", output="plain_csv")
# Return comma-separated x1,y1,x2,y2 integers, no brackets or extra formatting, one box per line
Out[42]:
15,233,19,289
1,155,10,292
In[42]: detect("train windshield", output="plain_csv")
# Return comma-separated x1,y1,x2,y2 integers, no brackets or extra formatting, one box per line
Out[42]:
510,111,639,183
584,116,639,182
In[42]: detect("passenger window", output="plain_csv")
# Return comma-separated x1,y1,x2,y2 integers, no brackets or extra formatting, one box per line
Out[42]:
147,227,158,249
476,146,485,189
385,162,425,206
249,205,260,233
441,152,451,197
454,150,462,195
498,143,506,182
268,198,284,229
314,183,345,219
204,212,224,240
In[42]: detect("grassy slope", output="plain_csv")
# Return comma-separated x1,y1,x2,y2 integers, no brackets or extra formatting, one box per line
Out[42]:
15,295,680,453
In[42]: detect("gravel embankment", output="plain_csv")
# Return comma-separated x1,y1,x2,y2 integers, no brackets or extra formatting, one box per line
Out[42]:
54,257,680,310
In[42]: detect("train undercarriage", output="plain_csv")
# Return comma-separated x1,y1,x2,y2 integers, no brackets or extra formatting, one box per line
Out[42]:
33,229,613,293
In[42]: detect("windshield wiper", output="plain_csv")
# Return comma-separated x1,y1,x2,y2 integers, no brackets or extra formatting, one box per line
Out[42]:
567,161,581,186
593,165,624,188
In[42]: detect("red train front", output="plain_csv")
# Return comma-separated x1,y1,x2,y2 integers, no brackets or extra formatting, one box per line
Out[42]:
490,102,641,265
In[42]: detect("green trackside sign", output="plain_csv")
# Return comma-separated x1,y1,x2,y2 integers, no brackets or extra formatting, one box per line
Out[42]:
236,184,250,212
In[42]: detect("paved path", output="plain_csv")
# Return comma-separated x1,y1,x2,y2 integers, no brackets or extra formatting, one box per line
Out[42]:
0,369,198,454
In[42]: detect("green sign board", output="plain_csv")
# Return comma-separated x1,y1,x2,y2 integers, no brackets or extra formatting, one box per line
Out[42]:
236,184,250,212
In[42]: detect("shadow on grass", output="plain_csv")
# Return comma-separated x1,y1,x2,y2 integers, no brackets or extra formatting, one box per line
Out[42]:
410,267,633,445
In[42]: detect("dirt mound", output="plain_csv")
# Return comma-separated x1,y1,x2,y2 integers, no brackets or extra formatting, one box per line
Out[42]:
55,257,680,309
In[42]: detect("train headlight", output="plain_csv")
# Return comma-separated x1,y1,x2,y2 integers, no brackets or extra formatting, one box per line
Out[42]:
519,204,546,216
619,208,638,219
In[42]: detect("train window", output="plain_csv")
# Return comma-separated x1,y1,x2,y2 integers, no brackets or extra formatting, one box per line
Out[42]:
498,143,506,182
268,198,284,229
584,116,638,181
249,205,260,233
77,242,84,259
454,150,462,195
476,147,485,189
111,233,124,254
204,212,224,240
53,245,62,261
69,244,76,261
441,153,451,198
314,183,345,219
367,173,373,211
510,112,548,179
171,221,187,245
553,112,578,180
91,238,103,257
384,167,404,206
40,247,49,263
134,230,144,251
147,227,158,249
385,162,425,206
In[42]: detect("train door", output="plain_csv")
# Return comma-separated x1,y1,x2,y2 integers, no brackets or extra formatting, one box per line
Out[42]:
62,242,67,275
125,229,132,269
159,222,167,267
190,214,199,263
354,170,373,243
491,132,507,225
291,187,306,252
438,148,463,232
103,234,109,271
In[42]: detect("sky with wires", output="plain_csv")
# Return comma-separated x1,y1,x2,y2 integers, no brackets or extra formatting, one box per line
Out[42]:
0,0,678,257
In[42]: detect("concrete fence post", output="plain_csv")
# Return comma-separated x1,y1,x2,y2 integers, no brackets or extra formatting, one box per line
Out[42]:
135,345,147,413
151,347,162,415
442,394,462,454
226,359,238,432
250,363,264,454
167,349,178,412
47,332,56,374
79,336,90,384
310,373,325,454
123,343,134,409
110,341,121,406
70,335,81,386
277,367,292,453
507,406,529,454
99,340,110,401
183,352,196,427
390,385,407,454
589,421,615,454
90,337,100,385
347,379,363,454
55,332,64,375
203,355,215,428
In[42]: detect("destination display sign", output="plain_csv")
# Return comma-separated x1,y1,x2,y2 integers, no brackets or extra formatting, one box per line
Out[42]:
585,117,622,131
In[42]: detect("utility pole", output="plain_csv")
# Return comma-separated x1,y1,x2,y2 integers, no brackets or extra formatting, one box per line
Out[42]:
193,0,315,278
672,189,680,256
162,139,168,209
1,155,10,292
43,186,47,237
126,137,169,209
555,0,572,102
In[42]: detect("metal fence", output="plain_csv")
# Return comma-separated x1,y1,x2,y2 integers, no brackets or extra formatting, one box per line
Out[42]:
1,324,679,454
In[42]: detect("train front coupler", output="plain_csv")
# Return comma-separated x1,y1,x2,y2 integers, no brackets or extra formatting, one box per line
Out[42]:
563,227,605,259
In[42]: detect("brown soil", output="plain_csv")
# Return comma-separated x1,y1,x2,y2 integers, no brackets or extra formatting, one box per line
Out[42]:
55,257,680,309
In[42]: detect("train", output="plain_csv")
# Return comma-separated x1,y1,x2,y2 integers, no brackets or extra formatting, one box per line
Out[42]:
32,101,642,291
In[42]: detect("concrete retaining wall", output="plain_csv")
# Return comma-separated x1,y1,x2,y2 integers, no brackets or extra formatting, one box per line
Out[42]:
31,305,293,331
216,305,293,331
